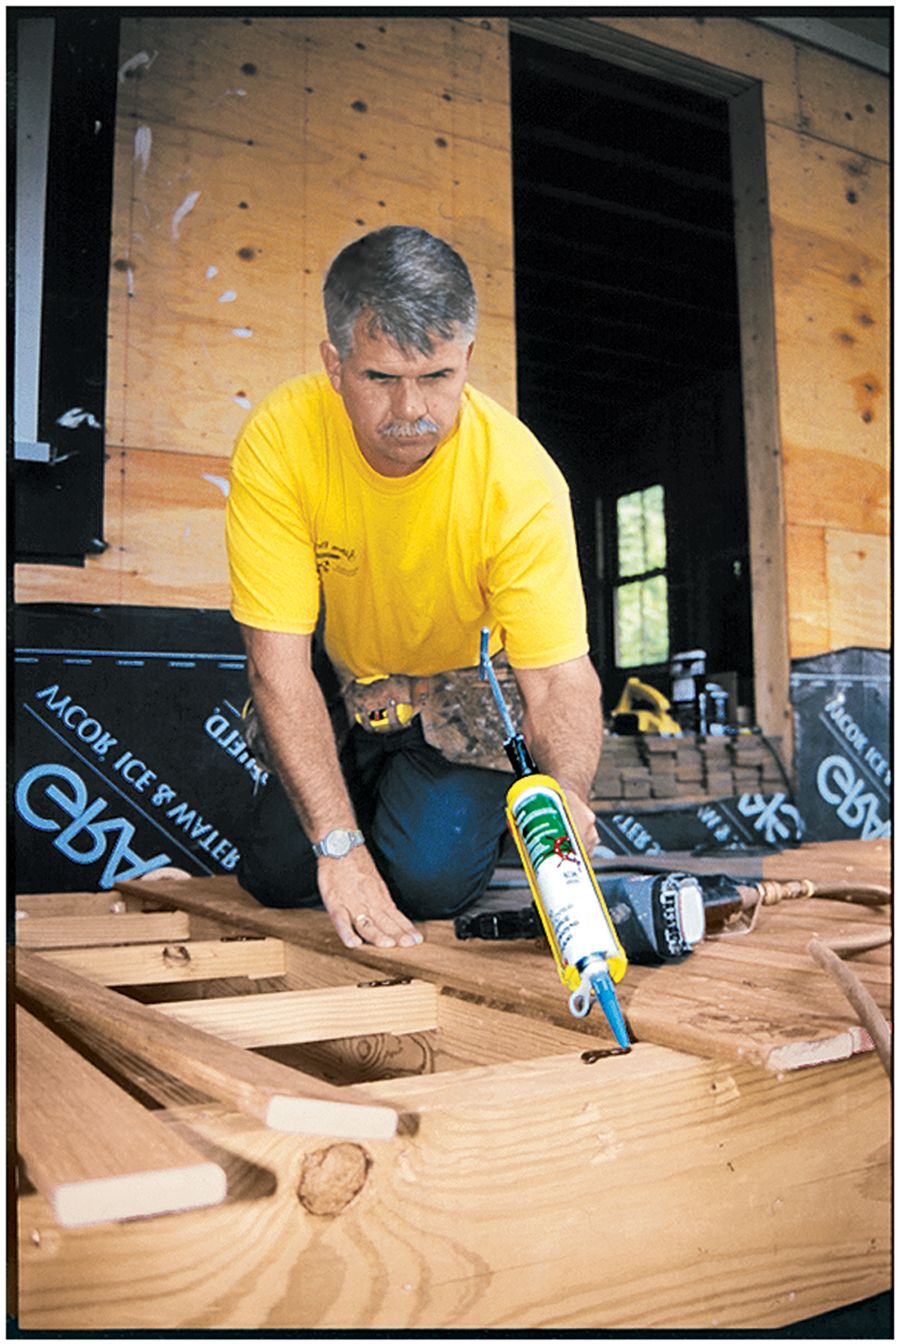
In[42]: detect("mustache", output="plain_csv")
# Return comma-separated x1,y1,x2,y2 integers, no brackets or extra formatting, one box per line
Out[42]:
379,417,440,439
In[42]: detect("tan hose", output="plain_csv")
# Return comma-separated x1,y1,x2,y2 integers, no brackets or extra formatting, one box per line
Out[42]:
807,934,892,1077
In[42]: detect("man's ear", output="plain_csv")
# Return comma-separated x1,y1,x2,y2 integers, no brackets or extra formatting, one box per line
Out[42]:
320,340,343,392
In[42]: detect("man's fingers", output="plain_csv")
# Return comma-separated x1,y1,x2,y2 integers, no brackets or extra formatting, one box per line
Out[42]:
351,906,422,948
317,856,423,948
330,907,364,949
350,908,396,948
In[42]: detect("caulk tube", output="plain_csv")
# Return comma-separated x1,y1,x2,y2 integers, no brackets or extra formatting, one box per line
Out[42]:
505,773,630,1047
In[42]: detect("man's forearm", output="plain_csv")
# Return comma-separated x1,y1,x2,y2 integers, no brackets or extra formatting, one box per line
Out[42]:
514,656,603,814
240,626,421,948
243,628,356,842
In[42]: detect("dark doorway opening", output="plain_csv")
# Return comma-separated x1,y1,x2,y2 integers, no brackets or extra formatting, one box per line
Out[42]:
510,30,754,721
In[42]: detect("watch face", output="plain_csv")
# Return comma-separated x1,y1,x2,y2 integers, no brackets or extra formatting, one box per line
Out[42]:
328,830,352,857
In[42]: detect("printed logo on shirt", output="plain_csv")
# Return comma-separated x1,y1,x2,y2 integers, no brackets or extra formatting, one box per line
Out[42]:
315,540,359,577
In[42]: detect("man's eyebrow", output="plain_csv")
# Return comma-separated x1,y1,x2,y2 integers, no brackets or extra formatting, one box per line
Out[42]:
362,366,455,379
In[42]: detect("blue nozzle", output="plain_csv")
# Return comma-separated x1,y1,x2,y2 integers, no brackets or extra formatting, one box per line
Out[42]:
479,626,518,741
590,966,631,1050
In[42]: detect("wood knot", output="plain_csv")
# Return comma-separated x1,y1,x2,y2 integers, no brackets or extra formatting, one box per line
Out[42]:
297,1143,370,1216
162,944,191,962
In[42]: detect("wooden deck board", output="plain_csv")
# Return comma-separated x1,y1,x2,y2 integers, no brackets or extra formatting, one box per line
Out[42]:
16,1007,227,1227
16,1046,890,1331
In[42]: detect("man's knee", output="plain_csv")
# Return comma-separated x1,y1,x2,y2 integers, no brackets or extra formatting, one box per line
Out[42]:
372,770,507,919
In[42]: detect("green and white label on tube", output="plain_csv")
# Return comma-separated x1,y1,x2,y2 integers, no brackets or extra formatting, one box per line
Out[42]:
510,783,619,970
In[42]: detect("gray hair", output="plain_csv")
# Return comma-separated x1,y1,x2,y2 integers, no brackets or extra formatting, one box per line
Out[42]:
323,225,478,359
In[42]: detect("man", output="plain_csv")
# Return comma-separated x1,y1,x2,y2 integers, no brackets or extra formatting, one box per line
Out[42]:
226,225,603,950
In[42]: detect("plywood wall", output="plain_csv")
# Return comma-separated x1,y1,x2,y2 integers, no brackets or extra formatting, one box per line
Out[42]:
15,14,514,608
591,16,890,658
16,14,889,663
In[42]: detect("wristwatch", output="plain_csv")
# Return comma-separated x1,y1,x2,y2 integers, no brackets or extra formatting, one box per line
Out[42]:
312,827,365,859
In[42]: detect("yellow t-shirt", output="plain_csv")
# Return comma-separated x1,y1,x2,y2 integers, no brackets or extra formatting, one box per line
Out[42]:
226,373,588,680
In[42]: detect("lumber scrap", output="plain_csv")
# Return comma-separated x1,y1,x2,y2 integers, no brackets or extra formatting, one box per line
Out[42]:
16,893,142,917
15,949,399,1140
15,1006,227,1227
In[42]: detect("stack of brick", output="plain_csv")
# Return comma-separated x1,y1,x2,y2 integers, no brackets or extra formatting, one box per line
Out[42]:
590,732,785,809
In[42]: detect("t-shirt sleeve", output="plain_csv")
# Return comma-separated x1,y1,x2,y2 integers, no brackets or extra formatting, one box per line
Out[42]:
486,482,589,669
225,406,321,634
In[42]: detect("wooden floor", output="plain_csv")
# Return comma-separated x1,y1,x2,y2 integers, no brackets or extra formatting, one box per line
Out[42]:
13,839,891,1331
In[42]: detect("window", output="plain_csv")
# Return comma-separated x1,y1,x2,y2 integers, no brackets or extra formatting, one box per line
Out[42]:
613,484,668,667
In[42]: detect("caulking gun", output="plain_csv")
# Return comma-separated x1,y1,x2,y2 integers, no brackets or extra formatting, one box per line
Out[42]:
479,629,631,1049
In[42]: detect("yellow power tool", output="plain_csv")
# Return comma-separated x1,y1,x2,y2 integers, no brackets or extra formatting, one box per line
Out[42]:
611,677,682,736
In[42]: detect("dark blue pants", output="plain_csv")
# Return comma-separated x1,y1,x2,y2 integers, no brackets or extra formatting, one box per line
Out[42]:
237,717,511,920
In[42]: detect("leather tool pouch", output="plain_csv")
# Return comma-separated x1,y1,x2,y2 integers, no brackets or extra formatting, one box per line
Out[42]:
346,655,529,774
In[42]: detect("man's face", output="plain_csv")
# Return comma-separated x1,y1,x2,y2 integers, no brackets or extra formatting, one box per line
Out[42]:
320,317,473,477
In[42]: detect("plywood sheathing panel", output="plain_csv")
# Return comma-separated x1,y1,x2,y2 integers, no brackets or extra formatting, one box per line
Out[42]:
17,14,513,607
17,1046,890,1330
589,15,889,159
16,13,889,664
107,14,513,455
765,121,889,657
766,126,888,497
15,448,233,605
794,42,890,160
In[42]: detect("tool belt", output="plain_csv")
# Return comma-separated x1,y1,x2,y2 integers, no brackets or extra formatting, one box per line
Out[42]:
242,655,525,774
344,656,525,768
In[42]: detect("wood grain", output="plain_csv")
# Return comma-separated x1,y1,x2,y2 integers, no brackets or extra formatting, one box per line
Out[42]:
153,979,439,1047
16,1006,226,1227
16,910,190,950
15,948,399,1140
15,13,891,671
16,892,145,917
115,846,891,1073
13,840,891,1328
17,15,515,607
39,936,286,986
16,1046,891,1329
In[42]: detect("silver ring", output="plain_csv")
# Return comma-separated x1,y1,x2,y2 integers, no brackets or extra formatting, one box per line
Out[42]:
355,913,370,927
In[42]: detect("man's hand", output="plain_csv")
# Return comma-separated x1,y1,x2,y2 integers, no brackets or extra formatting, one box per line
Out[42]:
317,847,423,949
514,655,603,856
566,791,599,854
